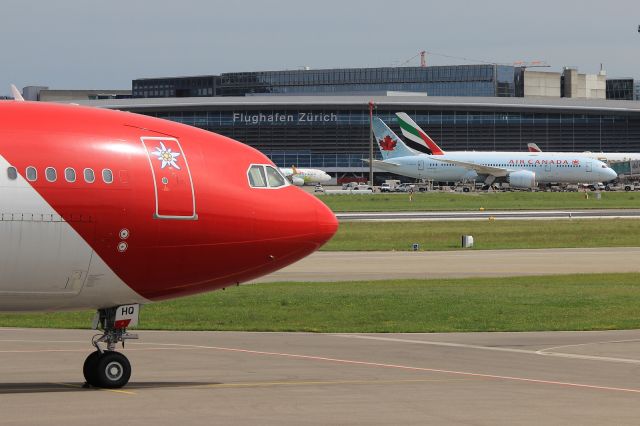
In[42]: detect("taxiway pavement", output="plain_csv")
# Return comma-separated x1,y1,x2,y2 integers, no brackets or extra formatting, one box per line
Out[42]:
252,247,640,282
3,328,640,425
337,209,640,221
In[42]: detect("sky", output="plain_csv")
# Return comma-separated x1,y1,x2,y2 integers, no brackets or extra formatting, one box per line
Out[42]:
2,0,640,95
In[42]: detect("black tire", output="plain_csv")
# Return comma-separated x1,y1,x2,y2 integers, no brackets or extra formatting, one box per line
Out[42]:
95,351,131,389
83,351,102,387
463,187,470,193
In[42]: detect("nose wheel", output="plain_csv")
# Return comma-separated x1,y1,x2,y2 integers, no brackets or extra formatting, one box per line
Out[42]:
84,306,138,389
83,350,132,388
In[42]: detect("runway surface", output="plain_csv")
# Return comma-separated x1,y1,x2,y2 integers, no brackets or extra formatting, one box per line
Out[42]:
337,208,640,221
3,328,640,425
252,247,640,282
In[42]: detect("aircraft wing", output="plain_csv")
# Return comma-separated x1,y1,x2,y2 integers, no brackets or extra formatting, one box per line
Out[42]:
362,159,402,172
435,158,509,177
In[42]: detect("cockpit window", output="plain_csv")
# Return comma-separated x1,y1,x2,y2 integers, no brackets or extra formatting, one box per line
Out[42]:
248,165,267,188
266,166,286,188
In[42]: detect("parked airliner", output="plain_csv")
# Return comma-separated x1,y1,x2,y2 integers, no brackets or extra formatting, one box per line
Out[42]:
280,165,331,185
371,117,617,187
0,99,338,388
528,142,640,163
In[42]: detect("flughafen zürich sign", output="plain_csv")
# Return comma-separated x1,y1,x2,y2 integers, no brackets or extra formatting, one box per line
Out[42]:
233,112,338,125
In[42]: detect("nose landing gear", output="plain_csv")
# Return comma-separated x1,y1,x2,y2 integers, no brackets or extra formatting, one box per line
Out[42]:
83,305,139,389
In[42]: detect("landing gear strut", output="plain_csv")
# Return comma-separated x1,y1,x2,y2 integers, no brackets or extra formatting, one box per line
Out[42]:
83,305,139,388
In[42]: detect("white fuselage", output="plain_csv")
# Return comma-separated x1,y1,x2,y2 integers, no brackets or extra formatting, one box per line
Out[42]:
375,152,617,184
280,168,331,185
536,152,640,163
0,154,147,311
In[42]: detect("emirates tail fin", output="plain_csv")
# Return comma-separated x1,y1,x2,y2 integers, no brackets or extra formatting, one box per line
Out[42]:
396,112,444,155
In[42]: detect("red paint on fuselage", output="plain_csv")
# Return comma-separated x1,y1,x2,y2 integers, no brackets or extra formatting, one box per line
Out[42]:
0,102,337,301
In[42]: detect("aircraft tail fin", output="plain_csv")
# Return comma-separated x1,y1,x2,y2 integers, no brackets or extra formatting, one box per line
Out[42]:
528,143,542,152
10,85,24,102
396,112,445,155
373,117,418,160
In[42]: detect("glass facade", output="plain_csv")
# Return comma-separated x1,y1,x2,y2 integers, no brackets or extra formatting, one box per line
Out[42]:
133,103,640,171
606,79,634,100
132,76,218,98
133,65,518,98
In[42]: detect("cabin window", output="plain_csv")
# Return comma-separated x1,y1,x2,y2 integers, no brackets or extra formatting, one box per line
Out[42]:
7,167,17,180
102,169,113,184
64,167,76,183
84,168,95,183
266,166,286,188
45,167,57,182
248,165,267,188
26,167,37,181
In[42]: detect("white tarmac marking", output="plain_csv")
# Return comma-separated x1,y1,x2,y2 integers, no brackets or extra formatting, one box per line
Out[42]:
335,334,640,365
536,338,640,364
3,331,640,394
337,210,640,221
346,216,639,222
133,341,640,395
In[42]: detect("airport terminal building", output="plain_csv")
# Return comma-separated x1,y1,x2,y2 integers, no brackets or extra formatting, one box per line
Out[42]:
30,63,628,182
81,94,640,182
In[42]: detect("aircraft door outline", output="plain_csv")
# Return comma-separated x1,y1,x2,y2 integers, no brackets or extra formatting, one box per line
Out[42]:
141,136,198,220
586,162,592,173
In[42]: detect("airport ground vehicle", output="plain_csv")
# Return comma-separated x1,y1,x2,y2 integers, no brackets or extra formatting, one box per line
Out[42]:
380,179,401,192
380,182,393,192
395,183,412,192
603,182,638,191
342,182,373,191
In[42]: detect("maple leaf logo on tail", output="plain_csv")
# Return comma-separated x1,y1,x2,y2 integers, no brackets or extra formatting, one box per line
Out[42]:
379,135,397,151
572,160,580,165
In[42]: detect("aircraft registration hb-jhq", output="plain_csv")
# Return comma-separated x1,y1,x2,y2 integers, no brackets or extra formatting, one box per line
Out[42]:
371,114,618,187
0,99,338,388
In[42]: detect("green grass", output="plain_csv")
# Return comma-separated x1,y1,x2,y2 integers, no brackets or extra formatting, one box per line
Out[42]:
318,191,640,212
323,219,640,251
2,274,640,332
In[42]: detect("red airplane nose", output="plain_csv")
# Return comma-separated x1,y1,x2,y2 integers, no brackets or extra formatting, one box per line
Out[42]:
313,195,339,247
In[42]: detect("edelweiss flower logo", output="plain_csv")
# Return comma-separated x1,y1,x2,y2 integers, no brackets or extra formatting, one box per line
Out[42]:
153,142,181,169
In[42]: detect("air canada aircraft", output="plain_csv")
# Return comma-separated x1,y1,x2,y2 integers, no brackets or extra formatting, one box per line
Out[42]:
0,99,338,388
527,142,640,163
280,165,331,185
371,117,617,187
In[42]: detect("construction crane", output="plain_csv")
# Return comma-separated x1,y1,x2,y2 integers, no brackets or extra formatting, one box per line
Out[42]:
399,51,550,69
399,51,427,67
512,60,550,69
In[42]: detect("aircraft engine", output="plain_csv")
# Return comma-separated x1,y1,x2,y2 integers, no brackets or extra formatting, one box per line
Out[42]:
507,170,536,189
291,176,305,186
